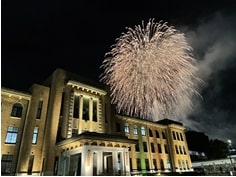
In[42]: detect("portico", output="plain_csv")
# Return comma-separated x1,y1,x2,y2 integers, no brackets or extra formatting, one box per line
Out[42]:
56,131,137,176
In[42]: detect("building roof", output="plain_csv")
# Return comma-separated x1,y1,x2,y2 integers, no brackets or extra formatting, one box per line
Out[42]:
155,118,183,126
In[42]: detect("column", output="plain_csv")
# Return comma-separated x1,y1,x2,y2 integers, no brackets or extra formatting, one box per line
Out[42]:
78,96,83,134
112,151,118,175
104,154,107,173
120,152,124,175
125,150,130,175
97,151,103,175
89,97,93,131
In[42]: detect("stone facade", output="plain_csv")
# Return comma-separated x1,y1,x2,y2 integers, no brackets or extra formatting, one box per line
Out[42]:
1,68,193,176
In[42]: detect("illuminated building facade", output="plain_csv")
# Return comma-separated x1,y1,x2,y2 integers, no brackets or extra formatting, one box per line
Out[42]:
1,68,193,176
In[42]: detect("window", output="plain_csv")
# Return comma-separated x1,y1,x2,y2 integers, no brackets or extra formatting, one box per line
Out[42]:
151,143,155,153
72,129,78,137
157,143,162,153
179,145,183,154
160,159,164,170
175,145,179,154
60,92,65,116
133,125,138,135
5,126,18,144
156,130,160,138
167,159,171,170
162,131,166,139
141,126,146,136
11,103,22,117
28,155,34,175
135,143,140,151
136,158,141,171
73,95,80,118
130,158,133,171
1,155,13,174
180,133,184,141
183,146,186,155
143,142,148,152
145,159,150,171
172,131,176,140
124,123,129,134
92,100,97,121
32,127,39,144
116,123,121,132
82,98,89,121
153,159,157,170
36,100,43,119
176,132,180,140
164,144,168,154
149,128,153,137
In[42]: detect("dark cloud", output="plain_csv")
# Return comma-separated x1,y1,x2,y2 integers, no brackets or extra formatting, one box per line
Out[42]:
180,11,236,146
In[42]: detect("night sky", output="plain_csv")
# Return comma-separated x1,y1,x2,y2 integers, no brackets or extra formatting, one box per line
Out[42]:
2,0,236,147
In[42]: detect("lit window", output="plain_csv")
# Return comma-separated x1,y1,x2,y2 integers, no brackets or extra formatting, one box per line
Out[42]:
167,159,171,170
11,103,22,117
32,127,39,144
133,125,138,135
124,123,129,134
141,126,146,136
5,126,18,144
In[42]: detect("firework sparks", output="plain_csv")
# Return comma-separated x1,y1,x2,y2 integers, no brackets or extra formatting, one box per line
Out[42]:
100,19,202,121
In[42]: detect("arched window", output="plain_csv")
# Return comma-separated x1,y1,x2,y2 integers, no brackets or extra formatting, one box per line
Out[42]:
141,126,146,136
156,130,160,138
11,103,23,117
133,125,138,135
149,129,153,137
162,130,166,139
124,123,129,134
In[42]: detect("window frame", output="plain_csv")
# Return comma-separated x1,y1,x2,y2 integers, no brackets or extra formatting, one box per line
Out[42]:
5,126,18,144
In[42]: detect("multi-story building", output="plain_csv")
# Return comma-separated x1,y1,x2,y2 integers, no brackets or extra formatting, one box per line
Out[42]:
1,68,193,176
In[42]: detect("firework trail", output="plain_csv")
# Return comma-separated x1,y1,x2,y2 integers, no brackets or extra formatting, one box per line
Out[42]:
100,19,202,121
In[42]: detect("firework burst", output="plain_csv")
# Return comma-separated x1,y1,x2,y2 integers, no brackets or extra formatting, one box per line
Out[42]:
100,19,202,120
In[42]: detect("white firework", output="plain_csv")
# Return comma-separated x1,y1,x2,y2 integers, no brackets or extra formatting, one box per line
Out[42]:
100,19,202,121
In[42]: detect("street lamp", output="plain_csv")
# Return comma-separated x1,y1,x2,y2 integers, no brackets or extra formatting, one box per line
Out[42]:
227,139,233,175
